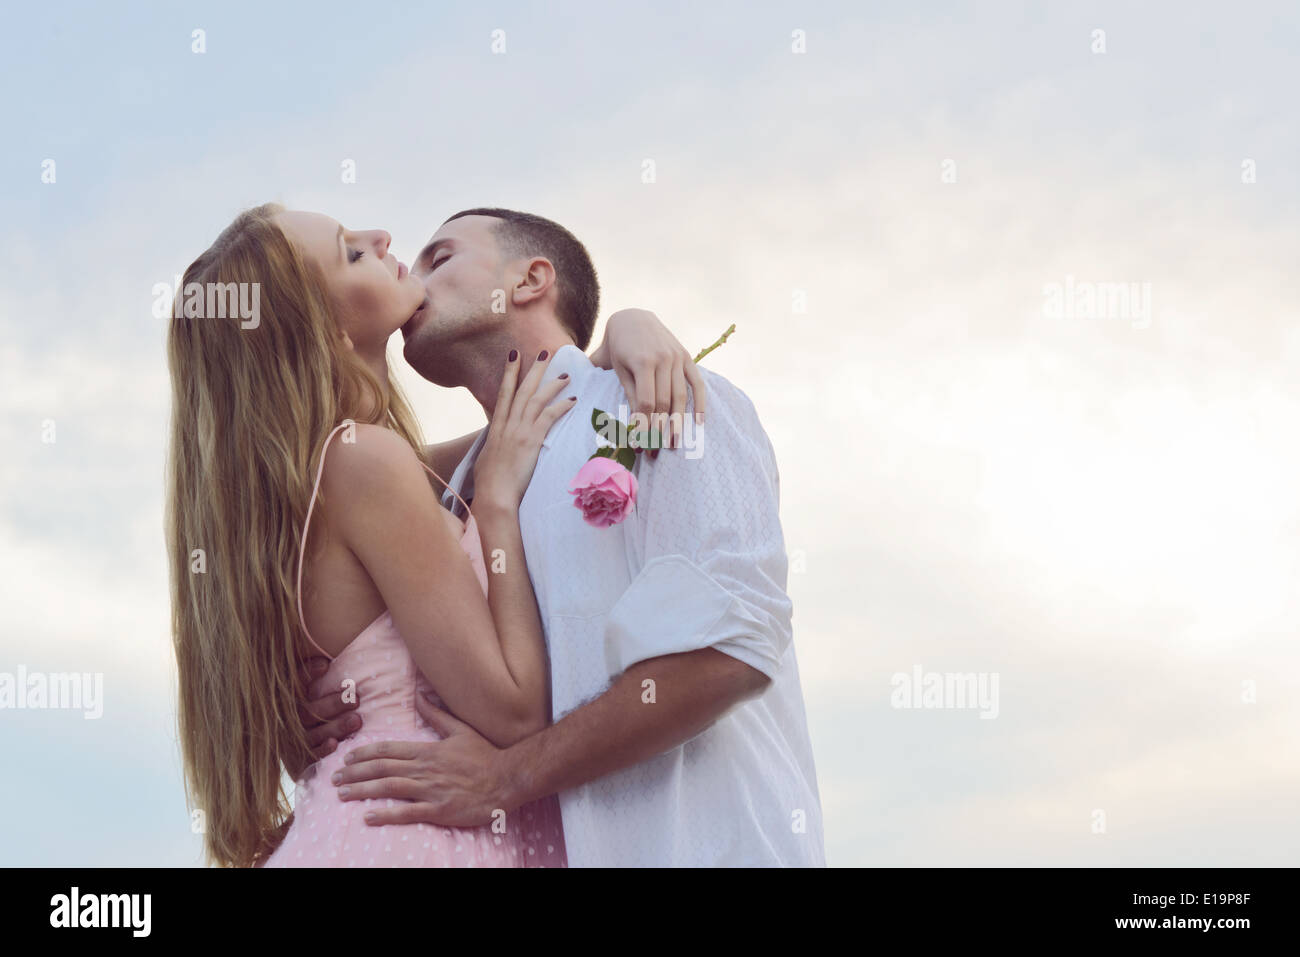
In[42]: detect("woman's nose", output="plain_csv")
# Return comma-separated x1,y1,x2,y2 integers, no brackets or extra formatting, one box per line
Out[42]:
371,230,391,257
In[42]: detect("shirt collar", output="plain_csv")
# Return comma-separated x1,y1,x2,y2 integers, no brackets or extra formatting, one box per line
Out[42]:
441,428,488,517
442,343,595,516
538,344,595,449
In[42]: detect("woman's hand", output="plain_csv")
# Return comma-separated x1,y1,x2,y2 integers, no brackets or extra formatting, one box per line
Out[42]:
591,309,708,449
473,349,578,510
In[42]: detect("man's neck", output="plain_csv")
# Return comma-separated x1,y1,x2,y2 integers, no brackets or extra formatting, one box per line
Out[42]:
465,330,577,419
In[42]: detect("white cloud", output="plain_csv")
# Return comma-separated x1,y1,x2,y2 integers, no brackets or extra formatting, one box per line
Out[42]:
3,1,1298,866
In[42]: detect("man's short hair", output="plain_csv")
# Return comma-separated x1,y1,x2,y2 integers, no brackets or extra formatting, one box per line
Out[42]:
443,208,600,350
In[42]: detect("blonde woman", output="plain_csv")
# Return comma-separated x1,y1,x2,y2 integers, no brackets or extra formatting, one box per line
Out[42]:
166,203,704,867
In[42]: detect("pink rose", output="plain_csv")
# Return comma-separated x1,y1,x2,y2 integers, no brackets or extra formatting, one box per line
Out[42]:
567,456,638,528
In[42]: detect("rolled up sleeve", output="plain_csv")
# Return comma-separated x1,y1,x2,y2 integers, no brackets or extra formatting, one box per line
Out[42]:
603,371,794,681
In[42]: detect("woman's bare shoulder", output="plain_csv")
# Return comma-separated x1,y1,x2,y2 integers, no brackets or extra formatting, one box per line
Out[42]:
321,425,463,538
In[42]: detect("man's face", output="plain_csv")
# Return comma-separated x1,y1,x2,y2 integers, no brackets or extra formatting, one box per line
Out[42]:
402,215,508,380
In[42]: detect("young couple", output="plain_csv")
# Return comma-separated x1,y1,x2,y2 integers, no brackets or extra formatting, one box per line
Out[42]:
166,205,825,867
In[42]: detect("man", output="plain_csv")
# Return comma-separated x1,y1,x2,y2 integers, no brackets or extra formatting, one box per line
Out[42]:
306,208,825,866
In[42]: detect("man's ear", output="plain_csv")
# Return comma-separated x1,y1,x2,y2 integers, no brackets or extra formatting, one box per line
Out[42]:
510,256,556,307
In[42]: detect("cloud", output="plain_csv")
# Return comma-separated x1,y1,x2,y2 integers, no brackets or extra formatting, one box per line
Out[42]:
2,1,1298,866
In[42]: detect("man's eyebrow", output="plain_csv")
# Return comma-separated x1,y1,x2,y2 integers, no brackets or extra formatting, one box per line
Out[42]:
415,238,451,267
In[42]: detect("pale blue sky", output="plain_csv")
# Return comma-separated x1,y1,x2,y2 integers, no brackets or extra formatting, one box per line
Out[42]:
2,1,1298,866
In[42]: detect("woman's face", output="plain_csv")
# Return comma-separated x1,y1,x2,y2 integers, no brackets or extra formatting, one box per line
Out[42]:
276,209,427,353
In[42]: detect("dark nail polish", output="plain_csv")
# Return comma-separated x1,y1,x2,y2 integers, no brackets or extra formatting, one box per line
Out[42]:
538,350,548,360
508,349,518,361
569,396,577,400
558,372,568,379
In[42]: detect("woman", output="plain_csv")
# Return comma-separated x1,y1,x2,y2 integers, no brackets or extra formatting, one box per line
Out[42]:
166,203,703,867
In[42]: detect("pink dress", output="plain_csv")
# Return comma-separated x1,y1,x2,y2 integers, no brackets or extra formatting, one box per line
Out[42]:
265,423,568,868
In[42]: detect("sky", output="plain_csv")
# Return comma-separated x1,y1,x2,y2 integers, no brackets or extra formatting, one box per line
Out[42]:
1,1,1297,866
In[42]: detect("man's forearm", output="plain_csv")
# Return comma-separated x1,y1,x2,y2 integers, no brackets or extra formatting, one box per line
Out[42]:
500,646,769,808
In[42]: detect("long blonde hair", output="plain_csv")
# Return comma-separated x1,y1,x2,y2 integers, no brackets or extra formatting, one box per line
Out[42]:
165,203,423,867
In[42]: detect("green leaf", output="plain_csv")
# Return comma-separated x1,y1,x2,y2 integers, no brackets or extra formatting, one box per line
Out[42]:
614,446,637,471
590,446,616,460
590,407,627,446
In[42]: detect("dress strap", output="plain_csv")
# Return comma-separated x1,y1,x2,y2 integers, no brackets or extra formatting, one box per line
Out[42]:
295,425,473,661
295,423,351,661
419,460,474,522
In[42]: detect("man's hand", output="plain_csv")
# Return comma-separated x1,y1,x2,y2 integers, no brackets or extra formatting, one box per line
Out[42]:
333,694,511,828
297,657,363,767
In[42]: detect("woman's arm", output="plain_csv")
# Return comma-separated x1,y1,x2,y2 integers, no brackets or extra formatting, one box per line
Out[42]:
298,310,711,757
590,309,709,447
327,358,575,748
417,309,704,476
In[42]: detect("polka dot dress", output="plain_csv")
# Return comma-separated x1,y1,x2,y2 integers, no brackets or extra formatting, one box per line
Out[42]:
265,503,568,868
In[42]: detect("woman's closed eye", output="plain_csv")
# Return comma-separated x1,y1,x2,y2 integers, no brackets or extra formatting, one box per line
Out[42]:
347,247,364,263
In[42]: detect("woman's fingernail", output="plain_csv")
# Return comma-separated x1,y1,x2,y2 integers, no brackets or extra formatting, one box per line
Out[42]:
347,714,361,730
537,349,548,360
558,372,568,379
569,396,577,401
331,771,342,785
364,812,377,824
338,786,351,798
508,349,518,361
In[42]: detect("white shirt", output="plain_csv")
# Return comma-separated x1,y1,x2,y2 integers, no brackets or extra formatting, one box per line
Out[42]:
442,345,826,866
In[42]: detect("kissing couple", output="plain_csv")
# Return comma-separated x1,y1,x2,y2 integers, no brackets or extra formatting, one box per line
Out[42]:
166,204,826,867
